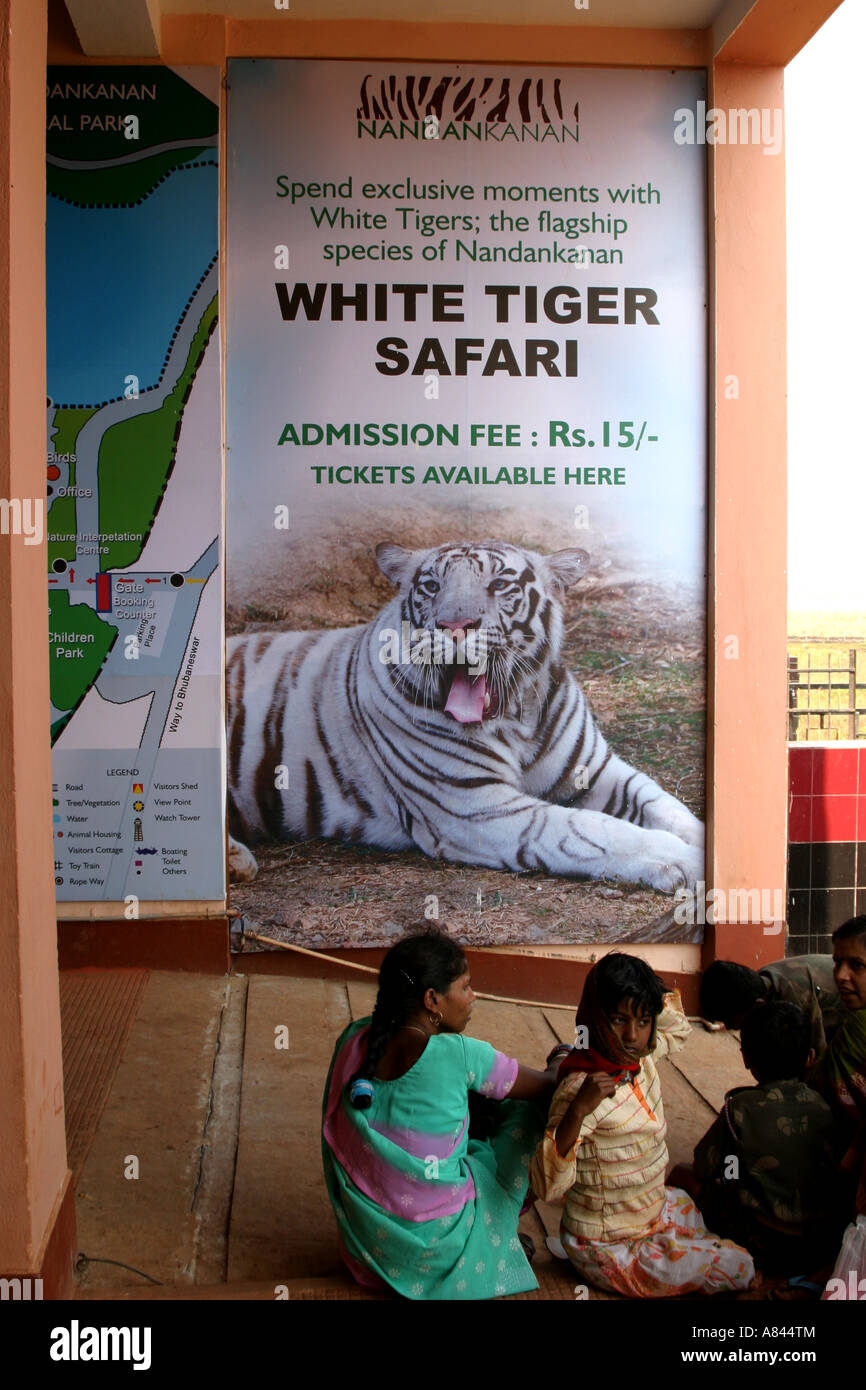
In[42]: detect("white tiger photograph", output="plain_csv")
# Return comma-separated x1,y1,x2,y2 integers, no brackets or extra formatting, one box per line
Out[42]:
226,503,706,950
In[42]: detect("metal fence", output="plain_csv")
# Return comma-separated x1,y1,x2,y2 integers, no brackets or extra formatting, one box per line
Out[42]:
787,644,866,740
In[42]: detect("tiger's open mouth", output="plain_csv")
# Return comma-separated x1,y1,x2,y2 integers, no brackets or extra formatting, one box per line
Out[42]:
443,667,499,724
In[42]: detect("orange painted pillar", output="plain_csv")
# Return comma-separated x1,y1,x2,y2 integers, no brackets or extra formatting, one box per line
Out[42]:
0,0,75,1297
705,60,788,968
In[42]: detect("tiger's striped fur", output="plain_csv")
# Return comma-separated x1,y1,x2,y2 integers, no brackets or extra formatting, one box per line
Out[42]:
227,541,704,891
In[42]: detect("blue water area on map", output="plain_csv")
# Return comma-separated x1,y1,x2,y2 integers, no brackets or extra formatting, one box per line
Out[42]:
47,162,217,405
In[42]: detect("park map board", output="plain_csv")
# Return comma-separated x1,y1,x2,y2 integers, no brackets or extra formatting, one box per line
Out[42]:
46,67,224,904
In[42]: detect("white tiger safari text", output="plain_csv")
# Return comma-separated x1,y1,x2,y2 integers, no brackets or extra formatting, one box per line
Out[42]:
227,540,704,890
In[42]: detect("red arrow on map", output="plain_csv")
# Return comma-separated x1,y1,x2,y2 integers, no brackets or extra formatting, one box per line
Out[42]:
145,577,161,584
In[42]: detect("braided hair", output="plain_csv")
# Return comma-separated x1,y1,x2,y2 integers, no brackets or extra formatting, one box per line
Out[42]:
349,929,467,1108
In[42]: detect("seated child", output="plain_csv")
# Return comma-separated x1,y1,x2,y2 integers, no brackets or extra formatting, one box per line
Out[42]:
699,955,844,1060
530,952,756,1298
685,1000,841,1274
812,916,866,1142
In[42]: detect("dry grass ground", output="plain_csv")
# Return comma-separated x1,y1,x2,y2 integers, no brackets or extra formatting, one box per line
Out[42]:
228,501,705,946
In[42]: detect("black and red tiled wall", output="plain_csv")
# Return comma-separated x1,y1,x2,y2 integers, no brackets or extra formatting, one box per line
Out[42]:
787,744,866,955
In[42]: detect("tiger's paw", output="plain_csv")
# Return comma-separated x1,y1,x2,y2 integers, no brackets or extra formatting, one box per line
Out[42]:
228,836,258,883
638,834,704,894
644,804,704,849
678,821,704,849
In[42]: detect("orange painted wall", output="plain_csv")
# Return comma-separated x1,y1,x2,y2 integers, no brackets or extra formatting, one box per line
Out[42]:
162,17,709,67
705,60,788,968
717,0,845,65
0,0,71,1276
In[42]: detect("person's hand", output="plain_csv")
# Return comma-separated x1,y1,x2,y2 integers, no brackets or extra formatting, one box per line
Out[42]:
546,1043,572,1068
553,1070,623,1156
572,1070,621,1118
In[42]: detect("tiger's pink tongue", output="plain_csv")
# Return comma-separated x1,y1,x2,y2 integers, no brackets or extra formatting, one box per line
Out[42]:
444,669,488,724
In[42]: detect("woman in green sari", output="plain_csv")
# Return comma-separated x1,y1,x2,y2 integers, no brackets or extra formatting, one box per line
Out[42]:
322,929,559,1299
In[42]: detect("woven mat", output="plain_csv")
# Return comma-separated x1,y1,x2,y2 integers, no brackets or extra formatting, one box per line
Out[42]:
60,968,150,1182
285,1264,579,1301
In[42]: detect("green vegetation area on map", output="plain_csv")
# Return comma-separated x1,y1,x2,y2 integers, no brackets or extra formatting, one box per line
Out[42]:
47,496,77,568
46,66,217,161
47,407,98,568
49,589,116,715
51,711,73,744
47,146,212,207
97,294,218,569
50,405,96,459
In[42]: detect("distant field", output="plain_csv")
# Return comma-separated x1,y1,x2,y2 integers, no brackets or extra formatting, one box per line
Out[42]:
789,612,866,641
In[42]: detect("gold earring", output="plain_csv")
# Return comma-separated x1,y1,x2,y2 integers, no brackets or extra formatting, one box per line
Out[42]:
429,1011,442,1030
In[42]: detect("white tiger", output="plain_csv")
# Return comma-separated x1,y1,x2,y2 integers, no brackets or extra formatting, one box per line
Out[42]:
227,540,704,891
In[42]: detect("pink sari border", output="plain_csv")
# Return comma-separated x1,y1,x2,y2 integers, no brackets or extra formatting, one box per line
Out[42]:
371,1112,469,1161
323,1025,476,1223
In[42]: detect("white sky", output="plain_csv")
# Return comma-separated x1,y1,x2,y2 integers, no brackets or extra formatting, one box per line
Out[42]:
786,0,866,612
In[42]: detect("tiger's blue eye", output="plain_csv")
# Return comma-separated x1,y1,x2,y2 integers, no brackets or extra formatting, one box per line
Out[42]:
419,579,439,596
489,579,511,593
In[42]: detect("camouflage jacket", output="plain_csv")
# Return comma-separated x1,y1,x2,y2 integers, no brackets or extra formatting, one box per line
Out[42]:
693,1079,838,1236
761,955,845,1059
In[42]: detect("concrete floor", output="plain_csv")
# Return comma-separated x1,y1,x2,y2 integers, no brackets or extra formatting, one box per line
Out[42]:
67,967,752,1300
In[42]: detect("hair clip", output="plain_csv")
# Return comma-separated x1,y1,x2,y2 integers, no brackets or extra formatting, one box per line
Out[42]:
349,1077,375,1109
399,968,416,987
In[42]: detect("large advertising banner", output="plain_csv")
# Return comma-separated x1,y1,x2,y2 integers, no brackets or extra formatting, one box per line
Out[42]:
226,60,707,947
47,67,224,905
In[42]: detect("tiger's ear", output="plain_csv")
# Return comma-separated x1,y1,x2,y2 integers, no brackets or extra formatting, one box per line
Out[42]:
375,542,417,588
545,548,590,592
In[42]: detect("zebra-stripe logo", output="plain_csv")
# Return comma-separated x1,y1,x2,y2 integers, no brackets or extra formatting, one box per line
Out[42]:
358,74,579,126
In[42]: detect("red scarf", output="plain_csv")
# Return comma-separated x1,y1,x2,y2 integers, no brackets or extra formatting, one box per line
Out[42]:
557,963,658,1083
